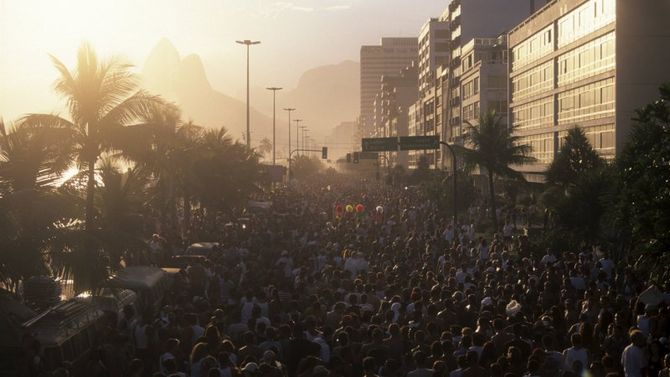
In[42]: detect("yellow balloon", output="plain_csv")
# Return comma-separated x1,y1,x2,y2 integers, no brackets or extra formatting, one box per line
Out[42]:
345,204,354,213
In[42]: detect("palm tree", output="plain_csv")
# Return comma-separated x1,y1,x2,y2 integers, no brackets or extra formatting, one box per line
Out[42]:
459,111,535,230
191,127,260,231
95,158,148,268
20,42,164,231
119,103,204,238
0,119,77,292
257,137,273,160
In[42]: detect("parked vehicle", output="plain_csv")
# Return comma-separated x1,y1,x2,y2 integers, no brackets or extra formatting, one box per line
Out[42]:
104,266,172,314
162,255,211,269
185,242,219,257
22,299,105,374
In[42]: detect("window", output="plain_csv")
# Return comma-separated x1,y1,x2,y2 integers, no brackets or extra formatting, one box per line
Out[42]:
473,78,479,94
511,96,554,131
512,25,554,70
557,32,615,85
489,100,508,114
558,78,615,124
558,0,615,47
517,132,555,163
511,61,553,102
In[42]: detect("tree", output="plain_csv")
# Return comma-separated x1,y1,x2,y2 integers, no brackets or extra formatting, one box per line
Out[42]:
20,42,164,231
257,137,273,160
459,111,535,230
190,127,261,231
546,127,603,186
94,159,148,267
541,127,610,246
411,155,432,183
0,119,78,292
618,83,670,260
291,155,324,180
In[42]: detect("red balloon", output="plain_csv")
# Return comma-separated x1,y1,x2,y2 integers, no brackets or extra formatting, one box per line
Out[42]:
355,204,365,213
335,204,343,213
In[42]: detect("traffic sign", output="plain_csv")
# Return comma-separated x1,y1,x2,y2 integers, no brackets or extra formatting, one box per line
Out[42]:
362,137,398,152
399,135,440,151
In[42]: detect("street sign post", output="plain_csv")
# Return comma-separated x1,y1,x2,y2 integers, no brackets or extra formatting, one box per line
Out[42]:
362,137,398,152
399,135,440,150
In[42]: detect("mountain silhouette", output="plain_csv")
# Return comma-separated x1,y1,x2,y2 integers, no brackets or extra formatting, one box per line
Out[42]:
141,38,272,143
141,39,360,153
252,60,360,139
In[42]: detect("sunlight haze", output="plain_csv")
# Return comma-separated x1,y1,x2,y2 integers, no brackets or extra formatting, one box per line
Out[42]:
0,0,448,121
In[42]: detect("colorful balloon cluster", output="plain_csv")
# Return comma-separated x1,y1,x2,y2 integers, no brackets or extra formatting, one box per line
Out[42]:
335,203,369,218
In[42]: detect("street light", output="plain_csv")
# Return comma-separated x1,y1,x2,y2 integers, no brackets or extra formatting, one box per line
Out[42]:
302,127,310,157
294,119,303,156
236,39,261,148
283,108,296,179
266,87,283,166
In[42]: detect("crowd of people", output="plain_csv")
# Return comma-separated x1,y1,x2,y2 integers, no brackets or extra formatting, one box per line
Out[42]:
50,179,670,377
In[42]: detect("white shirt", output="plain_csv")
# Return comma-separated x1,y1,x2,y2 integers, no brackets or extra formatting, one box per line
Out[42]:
563,346,588,371
621,344,647,377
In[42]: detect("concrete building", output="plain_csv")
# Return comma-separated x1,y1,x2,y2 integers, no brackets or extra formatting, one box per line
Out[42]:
418,18,450,97
455,36,509,139
360,38,418,137
371,65,418,168
437,0,536,168
508,0,670,181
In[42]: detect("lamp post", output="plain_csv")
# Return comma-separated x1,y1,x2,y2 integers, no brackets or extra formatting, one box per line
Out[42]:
266,87,282,166
236,39,261,148
294,119,303,156
283,108,295,179
301,127,310,157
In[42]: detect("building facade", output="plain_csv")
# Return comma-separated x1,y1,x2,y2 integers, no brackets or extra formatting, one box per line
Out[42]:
455,37,509,138
508,0,670,181
360,38,418,137
371,65,418,168
439,0,535,169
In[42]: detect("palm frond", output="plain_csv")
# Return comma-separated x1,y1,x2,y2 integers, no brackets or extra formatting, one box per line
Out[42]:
99,90,165,128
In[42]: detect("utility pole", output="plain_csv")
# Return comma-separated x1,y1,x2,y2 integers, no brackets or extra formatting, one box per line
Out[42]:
294,119,303,156
236,39,261,148
266,87,282,165
283,108,296,179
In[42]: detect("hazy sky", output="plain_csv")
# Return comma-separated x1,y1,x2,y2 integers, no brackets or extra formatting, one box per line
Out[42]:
0,0,448,121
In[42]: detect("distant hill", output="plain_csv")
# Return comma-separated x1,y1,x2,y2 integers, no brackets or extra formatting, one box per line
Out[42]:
141,38,273,143
283,60,359,136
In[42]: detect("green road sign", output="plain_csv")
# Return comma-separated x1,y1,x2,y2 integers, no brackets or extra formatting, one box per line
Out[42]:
399,135,440,151
362,137,398,152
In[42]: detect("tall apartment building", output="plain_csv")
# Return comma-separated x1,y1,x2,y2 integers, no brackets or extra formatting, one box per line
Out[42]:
418,19,450,97
424,0,535,168
371,65,418,167
508,0,670,181
360,38,418,137
455,36,509,139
